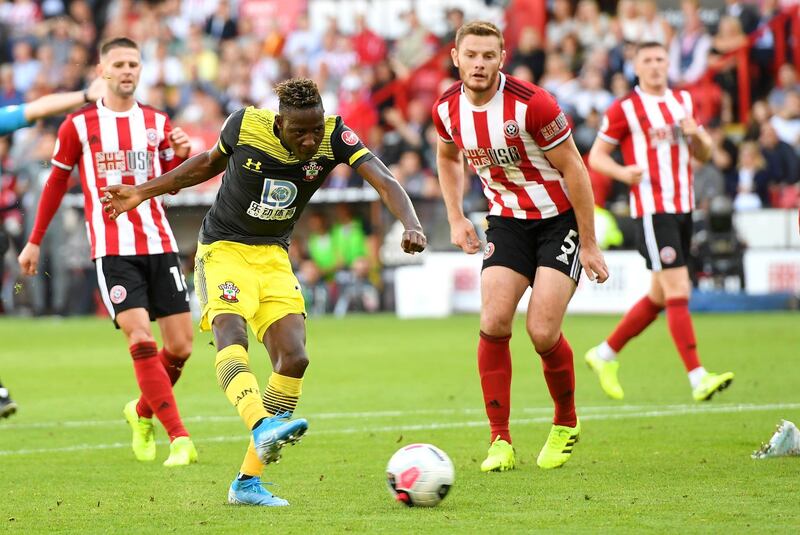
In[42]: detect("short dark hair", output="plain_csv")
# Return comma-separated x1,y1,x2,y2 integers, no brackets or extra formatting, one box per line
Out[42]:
274,78,323,113
100,37,139,57
455,21,505,50
635,41,667,54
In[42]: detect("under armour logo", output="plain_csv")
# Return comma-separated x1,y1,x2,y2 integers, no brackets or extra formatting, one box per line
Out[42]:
488,400,502,408
158,401,170,410
243,158,262,172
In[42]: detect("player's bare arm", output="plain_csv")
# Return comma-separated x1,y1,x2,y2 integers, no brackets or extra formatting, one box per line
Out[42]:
588,138,643,185
680,117,713,163
436,137,481,254
547,137,609,282
103,145,228,219
354,157,427,254
23,76,107,122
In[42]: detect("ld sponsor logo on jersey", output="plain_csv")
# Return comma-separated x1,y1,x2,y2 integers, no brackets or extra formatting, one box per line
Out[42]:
484,242,495,259
247,178,298,221
660,246,677,264
109,285,127,304
342,130,359,146
218,281,240,303
503,120,520,139
302,160,323,181
146,128,159,147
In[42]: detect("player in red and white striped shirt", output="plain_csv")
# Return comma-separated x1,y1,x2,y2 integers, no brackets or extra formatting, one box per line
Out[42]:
434,22,608,472
586,41,734,402
18,38,198,466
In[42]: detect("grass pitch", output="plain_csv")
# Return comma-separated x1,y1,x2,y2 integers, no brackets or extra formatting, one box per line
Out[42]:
0,313,798,534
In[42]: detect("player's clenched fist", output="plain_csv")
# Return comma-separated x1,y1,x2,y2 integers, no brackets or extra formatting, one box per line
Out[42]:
17,242,40,276
450,216,481,254
620,165,644,185
168,127,191,158
402,228,427,254
101,184,144,220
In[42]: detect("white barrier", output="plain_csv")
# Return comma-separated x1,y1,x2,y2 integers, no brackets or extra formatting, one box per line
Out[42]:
744,249,800,294
395,251,652,317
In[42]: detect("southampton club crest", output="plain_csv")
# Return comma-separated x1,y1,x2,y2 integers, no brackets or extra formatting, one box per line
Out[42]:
218,281,240,303
302,160,323,181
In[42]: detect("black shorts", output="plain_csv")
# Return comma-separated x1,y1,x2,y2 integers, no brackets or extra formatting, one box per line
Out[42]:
95,253,190,326
482,210,583,285
635,212,693,271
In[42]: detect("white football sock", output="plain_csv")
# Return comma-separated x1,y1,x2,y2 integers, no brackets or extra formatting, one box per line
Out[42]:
688,366,708,389
595,341,617,362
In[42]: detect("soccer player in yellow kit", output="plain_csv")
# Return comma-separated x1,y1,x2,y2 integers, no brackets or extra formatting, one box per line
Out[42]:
102,78,426,506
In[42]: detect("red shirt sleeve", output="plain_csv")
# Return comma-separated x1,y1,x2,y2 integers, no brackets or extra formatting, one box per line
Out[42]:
431,100,453,143
158,116,186,173
30,119,81,245
525,89,571,151
597,99,629,145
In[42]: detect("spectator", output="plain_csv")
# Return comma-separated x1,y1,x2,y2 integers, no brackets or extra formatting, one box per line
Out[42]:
770,91,800,147
574,0,616,51
333,257,380,316
508,26,545,83
306,212,337,278
769,64,800,110
570,67,614,120
721,0,760,34
639,0,669,45
392,10,436,72
352,13,386,67
693,157,727,212
0,65,23,108
204,1,237,42
669,0,712,86
331,203,370,269
539,54,580,113
11,41,40,94
441,8,465,47
760,123,800,187
298,260,330,315
283,13,321,60
546,0,576,51
617,0,643,43
729,141,769,210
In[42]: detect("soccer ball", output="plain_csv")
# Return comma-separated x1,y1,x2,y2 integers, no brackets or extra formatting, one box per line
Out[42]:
386,443,455,507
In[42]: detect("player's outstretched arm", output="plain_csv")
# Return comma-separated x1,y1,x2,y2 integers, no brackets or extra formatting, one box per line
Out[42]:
588,138,643,185
354,157,426,254
102,145,229,220
436,137,481,254
547,137,609,283
23,77,106,123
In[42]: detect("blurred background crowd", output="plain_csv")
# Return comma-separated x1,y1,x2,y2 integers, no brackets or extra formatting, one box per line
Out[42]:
0,0,798,317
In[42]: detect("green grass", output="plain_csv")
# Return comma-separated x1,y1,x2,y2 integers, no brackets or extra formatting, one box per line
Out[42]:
0,313,798,534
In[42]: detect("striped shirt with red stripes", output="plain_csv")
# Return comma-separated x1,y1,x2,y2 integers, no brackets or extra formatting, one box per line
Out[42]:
598,86,696,218
33,100,183,259
432,73,573,220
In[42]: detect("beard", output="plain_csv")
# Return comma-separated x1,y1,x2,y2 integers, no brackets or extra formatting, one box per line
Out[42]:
459,67,499,93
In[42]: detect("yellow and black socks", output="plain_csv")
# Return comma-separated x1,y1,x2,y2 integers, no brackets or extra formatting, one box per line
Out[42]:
215,344,269,430
238,372,304,477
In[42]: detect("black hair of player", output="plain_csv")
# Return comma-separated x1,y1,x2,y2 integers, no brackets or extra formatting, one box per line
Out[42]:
100,37,139,57
274,78,324,115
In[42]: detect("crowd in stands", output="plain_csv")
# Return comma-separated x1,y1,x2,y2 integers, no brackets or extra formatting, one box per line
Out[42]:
0,0,798,316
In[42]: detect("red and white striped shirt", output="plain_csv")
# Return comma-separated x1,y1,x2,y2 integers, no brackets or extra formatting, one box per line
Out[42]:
598,86,696,218
432,73,573,220
31,100,183,259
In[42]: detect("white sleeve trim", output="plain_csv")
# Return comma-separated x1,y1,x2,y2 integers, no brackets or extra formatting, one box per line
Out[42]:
438,135,454,144
597,131,620,145
540,128,572,151
51,159,73,171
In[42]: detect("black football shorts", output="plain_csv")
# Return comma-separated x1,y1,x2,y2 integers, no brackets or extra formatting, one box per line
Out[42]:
635,212,693,271
482,209,583,285
95,253,190,326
